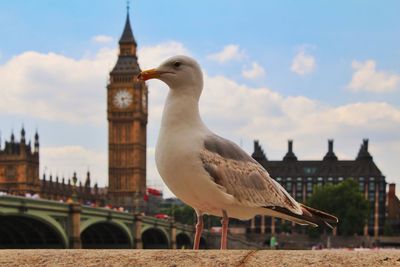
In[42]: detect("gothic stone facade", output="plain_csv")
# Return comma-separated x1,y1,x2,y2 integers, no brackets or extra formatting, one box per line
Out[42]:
0,129,106,205
0,129,39,194
250,139,386,237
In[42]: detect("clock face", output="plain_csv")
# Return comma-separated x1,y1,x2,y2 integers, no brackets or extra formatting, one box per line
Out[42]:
113,89,132,109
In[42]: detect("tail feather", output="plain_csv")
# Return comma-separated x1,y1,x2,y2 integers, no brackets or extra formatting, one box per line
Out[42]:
264,204,338,229
300,204,338,224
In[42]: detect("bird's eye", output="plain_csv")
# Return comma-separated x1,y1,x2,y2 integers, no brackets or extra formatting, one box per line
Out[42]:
173,61,182,68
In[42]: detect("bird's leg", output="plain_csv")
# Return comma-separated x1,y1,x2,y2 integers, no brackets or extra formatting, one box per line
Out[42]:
220,209,229,250
193,213,204,249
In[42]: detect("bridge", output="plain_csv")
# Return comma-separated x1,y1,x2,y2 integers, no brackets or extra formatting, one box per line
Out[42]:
5,195,395,250
0,195,206,249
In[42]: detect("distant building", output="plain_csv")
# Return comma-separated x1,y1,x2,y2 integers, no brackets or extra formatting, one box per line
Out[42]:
40,172,106,206
386,183,400,235
0,128,39,194
250,139,386,237
0,128,105,205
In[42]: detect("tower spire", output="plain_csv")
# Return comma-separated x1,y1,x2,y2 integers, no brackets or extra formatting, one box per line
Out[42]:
111,4,140,73
119,3,137,46
20,125,26,144
356,139,372,160
10,130,15,143
323,139,338,160
252,140,267,161
34,129,39,153
283,140,297,161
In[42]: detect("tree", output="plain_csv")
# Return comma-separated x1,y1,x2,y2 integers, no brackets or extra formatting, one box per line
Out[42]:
306,179,369,236
160,204,196,225
160,203,225,227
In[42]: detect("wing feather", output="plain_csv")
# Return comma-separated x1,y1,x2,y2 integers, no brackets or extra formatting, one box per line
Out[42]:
200,134,302,215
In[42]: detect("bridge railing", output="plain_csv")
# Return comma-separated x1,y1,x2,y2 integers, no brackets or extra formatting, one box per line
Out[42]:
0,195,69,212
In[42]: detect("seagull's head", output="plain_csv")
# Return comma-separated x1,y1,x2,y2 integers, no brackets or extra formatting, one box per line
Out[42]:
138,55,204,98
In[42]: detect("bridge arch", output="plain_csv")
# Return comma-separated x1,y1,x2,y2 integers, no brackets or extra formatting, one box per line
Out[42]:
0,213,67,248
81,220,133,249
141,227,170,249
176,233,192,249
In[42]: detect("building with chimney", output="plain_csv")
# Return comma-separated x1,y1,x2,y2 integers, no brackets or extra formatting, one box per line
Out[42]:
386,183,400,235
251,139,386,237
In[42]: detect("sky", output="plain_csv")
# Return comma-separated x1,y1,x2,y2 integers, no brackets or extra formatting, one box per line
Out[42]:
0,1,399,197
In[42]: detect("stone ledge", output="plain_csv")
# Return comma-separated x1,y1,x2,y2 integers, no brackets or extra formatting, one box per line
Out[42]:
0,249,399,267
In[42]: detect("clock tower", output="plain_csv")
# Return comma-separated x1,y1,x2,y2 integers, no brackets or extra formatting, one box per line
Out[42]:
107,11,147,210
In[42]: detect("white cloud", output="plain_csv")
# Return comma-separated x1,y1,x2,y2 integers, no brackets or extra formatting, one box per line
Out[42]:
0,48,116,125
207,44,245,63
91,35,113,44
200,75,400,145
138,41,190,69
347,60,400,93
290,50,316,75
242,62,265,79
41,146,107,186
0,41,188,126
2,41,400,199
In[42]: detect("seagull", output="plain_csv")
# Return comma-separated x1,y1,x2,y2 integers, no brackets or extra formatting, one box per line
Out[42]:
138,55,338,250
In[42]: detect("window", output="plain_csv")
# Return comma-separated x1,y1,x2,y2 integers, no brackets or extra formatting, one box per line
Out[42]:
338,177,344,182
317,177,323,187
307,177,312,181
380,182,385,191
307,182,313,192
369,182,375,191
5,166,16,180
369,193,375,201
327,177,333,185
296,182,303,191
359,177,365,181
304,167,317,175
297,177,302,181
286,182,292,191
359,182,365,192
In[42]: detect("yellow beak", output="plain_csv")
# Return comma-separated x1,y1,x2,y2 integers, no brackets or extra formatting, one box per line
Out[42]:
138,68,162,81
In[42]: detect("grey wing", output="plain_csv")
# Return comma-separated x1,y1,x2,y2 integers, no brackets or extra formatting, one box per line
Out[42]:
201,134,302,215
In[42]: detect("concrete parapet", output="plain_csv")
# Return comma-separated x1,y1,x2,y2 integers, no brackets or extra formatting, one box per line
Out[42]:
0,249,399,267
